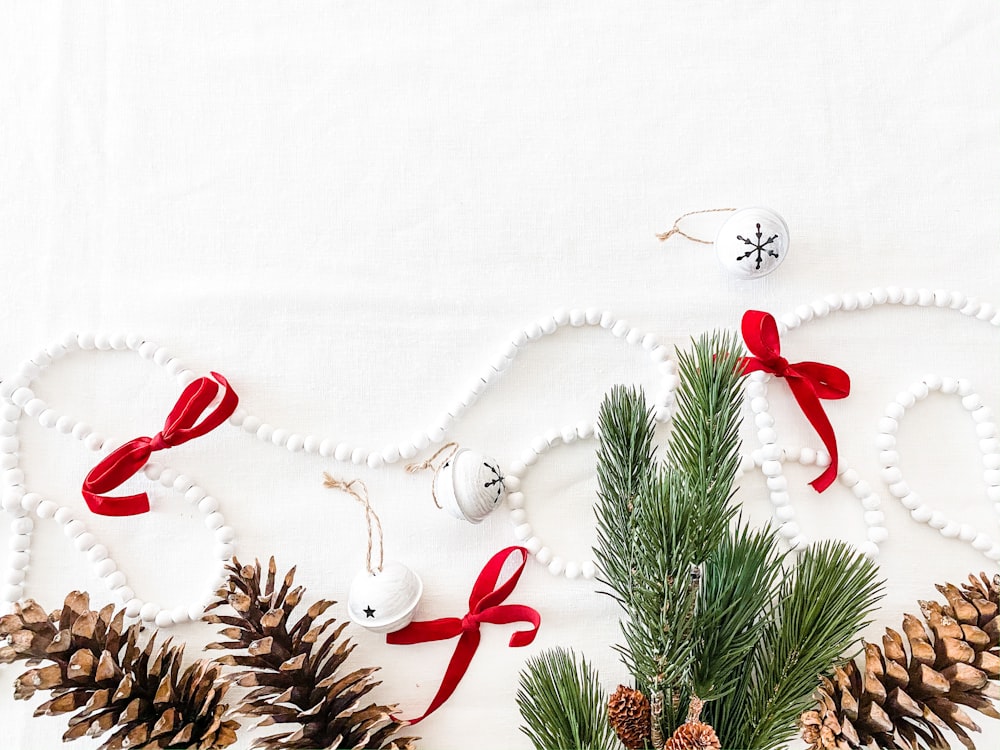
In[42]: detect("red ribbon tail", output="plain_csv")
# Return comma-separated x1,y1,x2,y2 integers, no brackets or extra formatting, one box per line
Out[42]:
83,490,151,517
786,377,840,493
401,630,481,726
386,618,462,645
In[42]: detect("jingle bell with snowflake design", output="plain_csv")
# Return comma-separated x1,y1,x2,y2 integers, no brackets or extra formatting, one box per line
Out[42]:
347,561,423,634
433,448,507,523
714,207,789,279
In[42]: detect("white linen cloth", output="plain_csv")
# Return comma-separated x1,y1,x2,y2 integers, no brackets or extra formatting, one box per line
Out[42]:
1,2,999,747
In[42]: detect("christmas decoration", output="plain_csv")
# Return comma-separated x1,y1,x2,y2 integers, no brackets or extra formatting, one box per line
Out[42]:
205,556,418,750
656,206,789,279
741,309,850,492
406,443,507,523
347,563,423,635
715,207,789,279
607,685,651,749
590,333,883,750
800,570,1000,750
663,697,721,750
81,371,238,517
387,546,540,724
516,647,617,750
323,475,423,634
0,590,239,749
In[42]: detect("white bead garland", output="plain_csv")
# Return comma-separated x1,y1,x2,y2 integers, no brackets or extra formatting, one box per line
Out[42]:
504,422,602,580
0,333,232,626
733,446,885,559
229,307,679,467
876,375,1000,561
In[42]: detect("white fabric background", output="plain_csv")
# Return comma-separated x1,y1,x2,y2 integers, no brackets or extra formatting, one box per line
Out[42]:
2,2,999,748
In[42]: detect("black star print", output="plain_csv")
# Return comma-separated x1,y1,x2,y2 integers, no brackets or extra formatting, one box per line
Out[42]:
363,606,375,618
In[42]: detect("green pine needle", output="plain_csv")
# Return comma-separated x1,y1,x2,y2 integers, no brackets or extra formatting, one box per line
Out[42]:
516,648,618,750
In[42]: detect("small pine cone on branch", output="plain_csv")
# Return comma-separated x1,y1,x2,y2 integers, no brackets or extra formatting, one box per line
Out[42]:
0,591,238,750
205,556,419,750
800,571,1000,750
663,720,722,750
607,684,651,749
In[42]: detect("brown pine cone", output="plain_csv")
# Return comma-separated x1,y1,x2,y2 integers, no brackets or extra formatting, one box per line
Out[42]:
608,684,651,750
800,571,1000,750
205,557,418,750
0,591,238,750
663,720,722,750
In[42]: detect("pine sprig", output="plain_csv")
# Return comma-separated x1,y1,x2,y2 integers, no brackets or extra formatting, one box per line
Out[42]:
593,384,657,610
692,520,783,703
516,648,617,750
714,540,884,750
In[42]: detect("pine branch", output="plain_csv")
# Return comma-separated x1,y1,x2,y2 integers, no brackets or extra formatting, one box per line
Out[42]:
693,520,783,703
516,648,617,750
716,540,884,750
594,384,657,611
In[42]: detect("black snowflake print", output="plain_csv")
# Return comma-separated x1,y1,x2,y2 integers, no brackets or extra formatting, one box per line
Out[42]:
736,222,780,270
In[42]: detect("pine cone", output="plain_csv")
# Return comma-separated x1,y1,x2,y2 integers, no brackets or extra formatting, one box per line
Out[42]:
663,720,722,750
608,684,651,749
205,557,418,750
800,571,1000,750
0,591,238,749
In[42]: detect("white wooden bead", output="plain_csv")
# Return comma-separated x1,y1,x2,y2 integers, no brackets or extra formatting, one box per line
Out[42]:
899,493,920,510
867,527,889,543
766,476,788,492
271,428,289,447
774,505,796,522
940,522,961,539
303,435,320,454
548,557,565,576
536,547,552,565
217,543,235,560
565,562,581,579
256,424,274,442
581,561,596,579
105,571,127,589
509,509,527,524
972,534,993,551
95,559,117,577
514,524,532,541
2,584,24,602
5,569,25,585
215,526,235,543
910,506,932,523
874,433,895,450
366,453,384,469
87,544,109,562
524,536,542,554
504,476,521,492
199,497,219,516
9,551,29,570
84,433,105,451
205,512,225,530
63,520,86,538
0,454,16,470
140,602,160,621
74,532,97,552
350,447,367,465
540,316,558,334
8,534,31,551
158,468,178,487
242,415,261,433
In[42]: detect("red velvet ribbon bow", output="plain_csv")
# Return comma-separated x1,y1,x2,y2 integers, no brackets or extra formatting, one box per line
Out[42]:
82,372,238,516
386,546,540,725
740,310,850,493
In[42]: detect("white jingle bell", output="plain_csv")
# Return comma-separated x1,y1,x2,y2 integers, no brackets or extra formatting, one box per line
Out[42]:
715,207,789,279
347,561,423,634
433,448,506,523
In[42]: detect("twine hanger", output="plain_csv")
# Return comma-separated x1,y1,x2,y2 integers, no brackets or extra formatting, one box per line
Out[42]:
322,474,384,574
405,441,460,509
656,207,737,244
